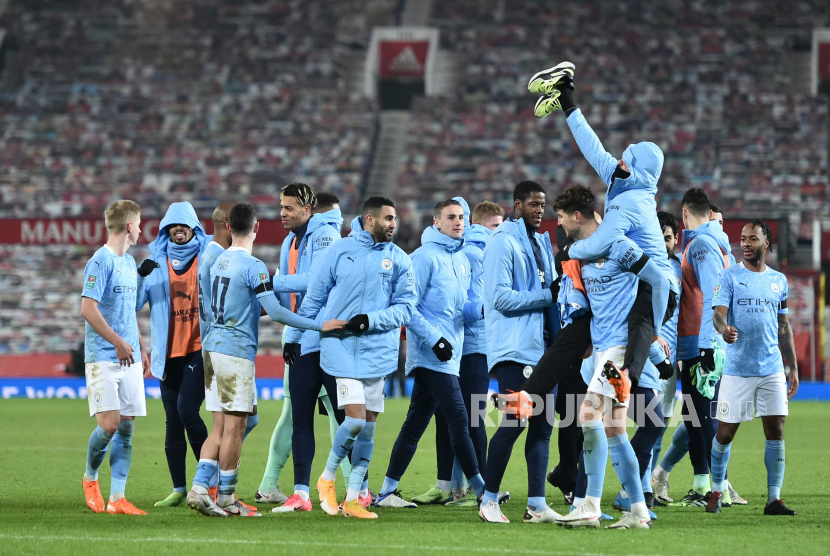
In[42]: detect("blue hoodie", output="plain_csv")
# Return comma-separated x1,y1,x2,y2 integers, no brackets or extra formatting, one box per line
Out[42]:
460,223,491,355
482,218,557,370
677,220,731,360
405,226,480,375
136,202,210,379
294,216,417,379
452,196,472,231
278,209,344,354
565,109,676,294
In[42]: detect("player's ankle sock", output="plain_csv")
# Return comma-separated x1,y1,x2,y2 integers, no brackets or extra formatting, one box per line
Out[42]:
193,458,218,489
572,496,585,508
711,439,731,493
380,477,399,496
659,422,689,473
218,467,239,505
209,466,220,488
482,490,498,504
584,495,601,513
764,440,785,502
581,420,608,499
608,433,644,505
85,426,114,479
693,474,710,493
243,414,258,441
324,417,365,480
436,480,451,493
653,464,669,482
109,420,134,497
467,474,485,498
192,485,209,495
294,487,310,501
346,422,375,502
110,492,124,502
527,496,546,512
631,500,649,518
360,488,369,498
173,486,186,495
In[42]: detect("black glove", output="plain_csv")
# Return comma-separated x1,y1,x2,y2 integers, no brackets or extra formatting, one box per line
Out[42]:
656,359,674,380
558,85,576,114
699,348,715,374
344,314,370,334
558,243,571,262
283,343,301,366
432,337,453,362
137,259,160,277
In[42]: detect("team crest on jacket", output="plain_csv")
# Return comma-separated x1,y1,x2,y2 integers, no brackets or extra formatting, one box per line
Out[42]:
381,258,393,270
523,366,533,378
771,283,780,293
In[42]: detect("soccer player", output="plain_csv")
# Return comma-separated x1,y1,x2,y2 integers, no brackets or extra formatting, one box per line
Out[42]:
136,201,211,507
707,220,798,516
553,187,670,530
295,197,417,519
258,186,351,510
414,199,503,506
657,188,731,507
379,199,487,508
188,203,345,517
82,200,157,515
710,204,737,266
479,181,560,524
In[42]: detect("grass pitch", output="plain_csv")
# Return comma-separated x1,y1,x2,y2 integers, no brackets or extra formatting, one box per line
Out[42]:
0,398,827,555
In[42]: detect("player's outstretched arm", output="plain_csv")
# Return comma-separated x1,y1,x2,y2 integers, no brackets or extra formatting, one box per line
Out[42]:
260,293,332,331
565,108,618,186
80,297,135,366
566,207,637,262
483,236,552,312
778,313,799,398
366,252,417,332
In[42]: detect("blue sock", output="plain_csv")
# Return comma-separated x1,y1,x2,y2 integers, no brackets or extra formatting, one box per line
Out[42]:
582,420,608,499
193,459,218,490
109,420,134,497
218,468,239,495
711,439,731,493
294,484,310,494
325,417,365,477
528,496,546,511
380,477,400,496
608,433,644,505
482,490,498,504
659,422,689,473
451,458,464,491
174,486,186,494
349,422,375,499
467,473,485,498
244,414,258,441
765,440,785,503
209,466,220,488
85,426,113,480
362,479,369,491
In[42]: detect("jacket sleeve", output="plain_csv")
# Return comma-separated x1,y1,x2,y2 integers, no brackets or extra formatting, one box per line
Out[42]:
484,236,553,313
135,258,154,311
649,340,668,366
566,109,618,186
461,252,483,326
636,259,670,332
691,238,725,349
405,252,444,346
367,252,417,332
260,294,322,331
568,205,636,261
272,230,337,294
296,249,336,322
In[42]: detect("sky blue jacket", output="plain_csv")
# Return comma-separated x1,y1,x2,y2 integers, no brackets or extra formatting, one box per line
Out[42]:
482,218,556,370
136,202,210,379
278,209,343,354
295,216,417,379
460,223,490,356
565,109,676,294
405,226,480,375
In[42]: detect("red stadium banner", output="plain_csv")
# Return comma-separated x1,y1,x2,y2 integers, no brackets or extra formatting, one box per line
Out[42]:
379,40,430,78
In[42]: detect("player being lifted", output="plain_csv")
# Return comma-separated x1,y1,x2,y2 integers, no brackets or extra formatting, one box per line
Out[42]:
706,220,798,516
81,200,157,515
188,203,345,517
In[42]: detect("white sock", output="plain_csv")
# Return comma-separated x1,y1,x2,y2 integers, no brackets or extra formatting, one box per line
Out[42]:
572,496,585,508
84,474,97,482
360,488,369,498
217,493,234,507
295,490,310,501
631,501,649,518
653,465,669,482
321,468,336,481
109,492,124,502
584,495,601,513
346,488,359,502
435,480,451,493
192,485,208,495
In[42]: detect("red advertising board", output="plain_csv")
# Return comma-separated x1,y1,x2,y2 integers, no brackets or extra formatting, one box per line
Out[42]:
819,43,830,81
378,40,429,78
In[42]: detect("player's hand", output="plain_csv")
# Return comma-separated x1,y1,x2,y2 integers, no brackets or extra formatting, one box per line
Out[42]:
283,343,300,366
655,336,671,359
787,368,799,399
344,314,370,334
115,337,135,367
656,359,674,380
432,337,453,362
322,319,347,333
699,348,715,374
558,243,570,262
137,259,160,277
582,345,593,359
722,325,738,344
141,349,151,377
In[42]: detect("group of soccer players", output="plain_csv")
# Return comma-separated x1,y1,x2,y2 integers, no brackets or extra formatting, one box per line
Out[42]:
79,61,799,525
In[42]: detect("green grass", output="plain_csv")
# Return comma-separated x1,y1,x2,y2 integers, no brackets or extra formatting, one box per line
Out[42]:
0,399,828,555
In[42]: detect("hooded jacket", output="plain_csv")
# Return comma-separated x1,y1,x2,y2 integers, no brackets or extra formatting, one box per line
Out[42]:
565,109,676,292
136,202,210,379
677,220,731,360
405,226,478,375
295,216,417,379
482,218,557,370
278,209,343,354
460,223,490,355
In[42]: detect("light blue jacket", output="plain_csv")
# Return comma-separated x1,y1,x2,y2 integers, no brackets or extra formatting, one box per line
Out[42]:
296,216,417,379
279,209,343,354
136,202,210,379
482,218,557,370
460,223,490,355
565,109,676,292
558,273,589,328
405,226,479,375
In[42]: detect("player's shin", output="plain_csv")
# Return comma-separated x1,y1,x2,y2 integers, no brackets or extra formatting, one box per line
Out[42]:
323,416,364,482
711,439,731,493
217,467,239,507
109,420,134,501
85,426,114,480
608,433,648,518
346,422,375,502
581,419,607,512
764,440,785,503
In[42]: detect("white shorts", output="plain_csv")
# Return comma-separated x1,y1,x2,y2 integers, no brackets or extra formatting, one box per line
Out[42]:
717,373,788,423
204,350,255,412
335,377,385,413
587,345,628,408
208,351,257,413
659,364,678,418
85,361,146,417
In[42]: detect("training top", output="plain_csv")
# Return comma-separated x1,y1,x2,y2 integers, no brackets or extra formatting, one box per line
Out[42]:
198,241,225,345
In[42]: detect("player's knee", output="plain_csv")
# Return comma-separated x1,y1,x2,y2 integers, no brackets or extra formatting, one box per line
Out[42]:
343,416,366,437
100,422,119,436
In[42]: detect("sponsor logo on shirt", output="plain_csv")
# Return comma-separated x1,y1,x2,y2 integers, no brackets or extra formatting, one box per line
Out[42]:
112,285,137,294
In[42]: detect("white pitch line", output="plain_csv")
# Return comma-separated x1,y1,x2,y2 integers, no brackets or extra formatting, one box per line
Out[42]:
0,534,664,556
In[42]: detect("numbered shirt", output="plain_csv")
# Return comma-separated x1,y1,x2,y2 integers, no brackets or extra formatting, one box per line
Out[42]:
713,264,788,377
81,245,140,364
197,241,226,344
202,247,280,361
